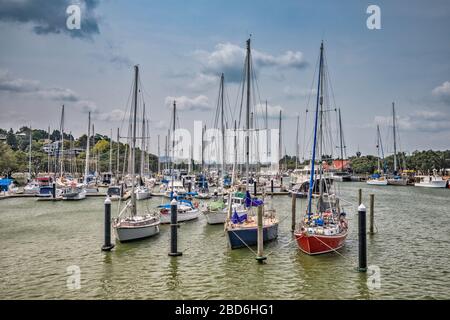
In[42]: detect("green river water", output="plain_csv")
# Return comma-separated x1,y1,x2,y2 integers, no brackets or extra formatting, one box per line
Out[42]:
0,182,449,299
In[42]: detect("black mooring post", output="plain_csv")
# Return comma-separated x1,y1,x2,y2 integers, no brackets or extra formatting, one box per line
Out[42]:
253,181,257,196
358,203,367,272
169,198,182,256
271,179,274,194
188,182,192,193
52,182,56,199
101,196,114,251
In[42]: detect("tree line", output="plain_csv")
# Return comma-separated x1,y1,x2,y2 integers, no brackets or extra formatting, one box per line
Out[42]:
0,127,158,178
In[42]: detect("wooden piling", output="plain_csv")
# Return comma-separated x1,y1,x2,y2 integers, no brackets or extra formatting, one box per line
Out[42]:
369,194,375,235
358,188,362,205
253,181,257,196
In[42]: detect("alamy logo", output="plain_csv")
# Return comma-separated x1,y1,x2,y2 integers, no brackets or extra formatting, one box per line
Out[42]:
366,5,381,30
66,4,81,30
66,265,81,290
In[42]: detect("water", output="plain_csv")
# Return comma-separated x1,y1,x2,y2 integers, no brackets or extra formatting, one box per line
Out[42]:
0,182,449,299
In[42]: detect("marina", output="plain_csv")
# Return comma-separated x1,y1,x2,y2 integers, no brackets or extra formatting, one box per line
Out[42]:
1,1,450,305
0,182,449,299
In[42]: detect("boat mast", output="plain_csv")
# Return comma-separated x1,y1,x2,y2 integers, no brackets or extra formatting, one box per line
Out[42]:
47,126,51,174
116,128,120,183
130,65,139,216
245,38,251,191
295,114,299,169
307,41,324,217
171,101,176,197
233,120,237,185
140,103,146,180
157,134,160,175
220,73,226,186
338,108,345,172
60,105,65,177
109,129,113,174
28,125,32,180
376,125,381,173
318,48,324,200
392,102,397,173
84,112,91,184
278,110,282,173
265,100,268,166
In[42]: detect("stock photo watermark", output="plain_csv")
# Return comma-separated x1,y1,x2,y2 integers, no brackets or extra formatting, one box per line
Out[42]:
367,5,381,30
66,265,81,290
367,265,381,290
169,121,280,165
66,4,81,30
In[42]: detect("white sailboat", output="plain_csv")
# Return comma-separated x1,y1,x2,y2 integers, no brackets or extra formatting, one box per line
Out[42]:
387,102,408,186
203,73,228,225
367,125,388,186
135,104,151,200
113,65,160,242
58,105,86,200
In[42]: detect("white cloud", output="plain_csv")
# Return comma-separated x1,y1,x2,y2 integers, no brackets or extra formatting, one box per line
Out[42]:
164,95,212,112
374,110,450,132
432,81,450,104
37,87,78,101
0,69,80,102
76,100,99,114
283,86,316,99
95,109,125,122
195,42,307,82
255,103,285,119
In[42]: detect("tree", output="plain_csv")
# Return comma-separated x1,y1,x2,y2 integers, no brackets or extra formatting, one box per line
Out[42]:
0,142,17,176
6,128,18,150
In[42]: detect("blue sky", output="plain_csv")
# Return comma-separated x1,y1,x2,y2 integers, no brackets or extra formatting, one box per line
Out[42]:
0,0,449,158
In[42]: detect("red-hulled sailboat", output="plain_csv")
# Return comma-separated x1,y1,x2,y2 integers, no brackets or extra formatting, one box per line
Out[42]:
294,42,348,255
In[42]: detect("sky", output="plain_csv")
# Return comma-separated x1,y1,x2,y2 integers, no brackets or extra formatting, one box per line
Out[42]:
0,0,449,159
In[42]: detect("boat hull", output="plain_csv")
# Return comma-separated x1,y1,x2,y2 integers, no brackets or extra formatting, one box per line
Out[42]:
204,212,227,224
160,209,200,224
226,223,278,249
387,179,408,186
414,181,447,188
62,190,86,200
114,224,160,242
288,191,307,198
366,179,388,186
294,231,347,255
136,191,151,200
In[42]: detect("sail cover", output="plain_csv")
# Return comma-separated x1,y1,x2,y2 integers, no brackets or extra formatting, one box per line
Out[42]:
244,191,264,207
231,210,247,224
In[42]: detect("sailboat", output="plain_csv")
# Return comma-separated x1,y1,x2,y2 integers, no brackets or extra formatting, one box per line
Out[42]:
135,104,151,200
24,127,41,194
294,42,348,255
367,125,388,186
57,105,86,200
224,38,279,249
112,65,160,242
82,112,99,195
331,109,351,182
387,102,408,186
203,73,228,225
158,101,200,224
